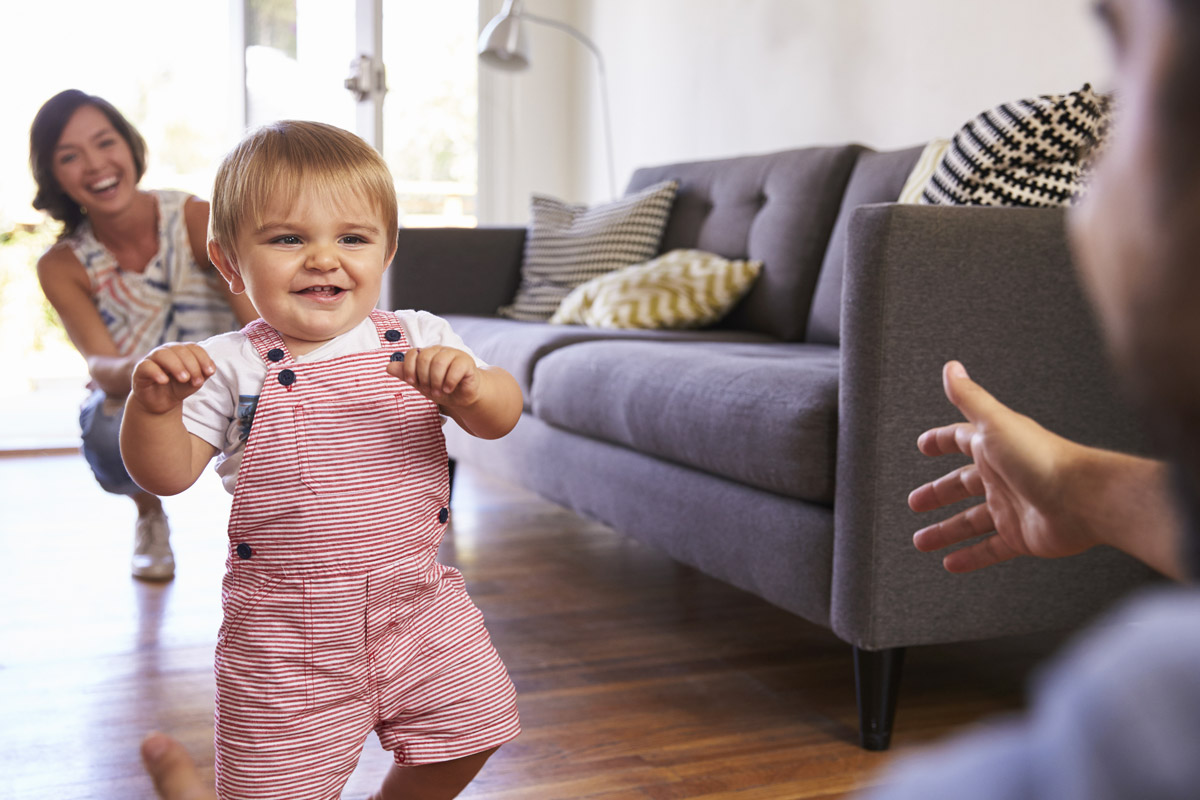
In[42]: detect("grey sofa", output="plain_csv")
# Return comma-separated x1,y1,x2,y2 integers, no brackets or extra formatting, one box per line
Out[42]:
388,144,1156,749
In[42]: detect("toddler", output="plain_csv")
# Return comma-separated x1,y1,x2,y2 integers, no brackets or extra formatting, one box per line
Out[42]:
121,120,523,800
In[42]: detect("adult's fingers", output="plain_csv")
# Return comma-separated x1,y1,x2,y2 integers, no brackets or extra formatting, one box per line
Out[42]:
940,533,1022,573
916,423,975,458
912,501,995,552
942,361,1009,427
140,732,216,800
908,463,984,513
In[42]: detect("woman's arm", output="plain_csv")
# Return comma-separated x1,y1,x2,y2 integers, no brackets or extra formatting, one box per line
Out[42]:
37,245,138,396
184,197,257,325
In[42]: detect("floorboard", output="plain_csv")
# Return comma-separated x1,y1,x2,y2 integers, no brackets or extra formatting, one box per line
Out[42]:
0,453,1065,799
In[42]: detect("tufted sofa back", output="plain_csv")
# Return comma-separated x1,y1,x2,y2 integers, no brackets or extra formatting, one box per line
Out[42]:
625,144,923,343
625,146,861,341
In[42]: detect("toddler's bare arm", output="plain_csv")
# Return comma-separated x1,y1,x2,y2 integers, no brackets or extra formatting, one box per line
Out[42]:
387,346,522,439
121,343,220,495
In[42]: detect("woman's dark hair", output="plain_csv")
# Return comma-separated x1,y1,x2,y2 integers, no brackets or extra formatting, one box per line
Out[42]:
29,89,148,239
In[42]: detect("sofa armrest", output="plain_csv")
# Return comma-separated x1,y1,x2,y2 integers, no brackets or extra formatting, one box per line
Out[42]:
832,203,1157,651
388,227,526,315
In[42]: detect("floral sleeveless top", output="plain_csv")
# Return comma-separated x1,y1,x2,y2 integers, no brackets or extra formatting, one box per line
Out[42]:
64,189,238,358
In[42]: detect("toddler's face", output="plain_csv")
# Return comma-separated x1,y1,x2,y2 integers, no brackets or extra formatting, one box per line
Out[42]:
212,186,395,356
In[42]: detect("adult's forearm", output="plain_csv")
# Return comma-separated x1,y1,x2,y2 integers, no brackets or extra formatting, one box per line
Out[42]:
87,353,137,397
1076,447,1185,580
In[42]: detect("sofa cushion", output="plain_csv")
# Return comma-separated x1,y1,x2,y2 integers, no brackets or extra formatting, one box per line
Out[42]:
530,340,840,504
625,146,861,342
498,180,678,321
549,249,761,330
445,314,775,406
806,145,925,345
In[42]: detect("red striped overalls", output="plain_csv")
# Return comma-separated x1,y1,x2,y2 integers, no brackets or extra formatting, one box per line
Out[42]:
213,311,520,800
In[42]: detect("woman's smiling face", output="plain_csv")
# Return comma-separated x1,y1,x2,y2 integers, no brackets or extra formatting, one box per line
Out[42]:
51,104,139,216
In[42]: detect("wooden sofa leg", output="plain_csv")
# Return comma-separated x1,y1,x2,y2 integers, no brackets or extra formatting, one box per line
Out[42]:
448,458,457,502
853,645,906,751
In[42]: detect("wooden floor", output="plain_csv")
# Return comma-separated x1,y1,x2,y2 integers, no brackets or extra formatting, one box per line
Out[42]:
0,452,1067,799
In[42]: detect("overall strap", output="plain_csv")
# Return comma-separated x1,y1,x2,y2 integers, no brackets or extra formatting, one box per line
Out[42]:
369,309,412,350
241,319,293,364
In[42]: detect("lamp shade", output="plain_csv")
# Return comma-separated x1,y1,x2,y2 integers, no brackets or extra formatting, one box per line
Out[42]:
478,5,530,71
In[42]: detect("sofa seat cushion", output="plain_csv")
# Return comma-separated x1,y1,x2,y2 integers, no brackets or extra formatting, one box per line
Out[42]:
530,340,840,504
445,314,775,404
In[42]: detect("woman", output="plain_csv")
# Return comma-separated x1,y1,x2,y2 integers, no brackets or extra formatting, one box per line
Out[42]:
30,89,256,580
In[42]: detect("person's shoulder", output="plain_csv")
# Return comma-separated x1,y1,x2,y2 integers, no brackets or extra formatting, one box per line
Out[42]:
174,193,211,266
1037,587,1200,699
153,188,200,207
37,240,77,268
390,309,455,343
197,328,253,359
181,193,209,217
36,240,85,283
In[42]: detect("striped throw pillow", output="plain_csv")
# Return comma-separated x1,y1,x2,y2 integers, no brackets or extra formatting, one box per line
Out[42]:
920,83,1111,207
498,181,677,322
549,249,762,330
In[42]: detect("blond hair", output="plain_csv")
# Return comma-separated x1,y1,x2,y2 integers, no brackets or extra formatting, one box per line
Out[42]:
209,120,398,254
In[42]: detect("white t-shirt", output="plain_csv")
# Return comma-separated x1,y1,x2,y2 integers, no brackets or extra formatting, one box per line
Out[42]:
183,310,485,494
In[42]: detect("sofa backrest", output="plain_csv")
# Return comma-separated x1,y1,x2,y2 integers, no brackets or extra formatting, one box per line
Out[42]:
625,146,861,342
806,145,925,345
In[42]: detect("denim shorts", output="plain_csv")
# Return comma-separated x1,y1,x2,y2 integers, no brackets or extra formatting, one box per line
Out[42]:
79,388,141,496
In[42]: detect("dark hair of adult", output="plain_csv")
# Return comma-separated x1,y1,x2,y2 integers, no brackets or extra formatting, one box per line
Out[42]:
29,89,148,240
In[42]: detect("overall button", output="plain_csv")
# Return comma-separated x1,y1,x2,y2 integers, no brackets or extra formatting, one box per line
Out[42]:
236,542,253,560
278,369,296,386
438,507,449,524
390,351,405,362
384,329,402,342
267,348,285,362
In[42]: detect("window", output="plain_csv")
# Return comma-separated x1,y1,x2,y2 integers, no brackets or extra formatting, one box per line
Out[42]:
0,1,480,449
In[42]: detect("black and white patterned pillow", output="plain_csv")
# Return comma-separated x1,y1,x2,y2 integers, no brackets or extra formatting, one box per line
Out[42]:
498,180,678,322
921,84,1111,207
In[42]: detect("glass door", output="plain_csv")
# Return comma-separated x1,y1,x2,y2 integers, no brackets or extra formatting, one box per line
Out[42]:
242,0,362,134
381,1,479,228
240,0,478,228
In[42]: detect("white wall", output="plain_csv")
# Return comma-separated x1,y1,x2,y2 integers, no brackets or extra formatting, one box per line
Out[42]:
478,0,1113,222
478,0,590,224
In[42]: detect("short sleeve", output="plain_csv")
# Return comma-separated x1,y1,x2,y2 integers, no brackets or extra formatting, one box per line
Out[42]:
394,309,488,368
181,332,252,451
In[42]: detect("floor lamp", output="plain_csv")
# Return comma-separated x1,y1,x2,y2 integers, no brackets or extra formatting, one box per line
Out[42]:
478,0,617,199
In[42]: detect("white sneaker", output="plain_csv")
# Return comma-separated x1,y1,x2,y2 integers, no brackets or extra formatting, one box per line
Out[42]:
132,511,175,580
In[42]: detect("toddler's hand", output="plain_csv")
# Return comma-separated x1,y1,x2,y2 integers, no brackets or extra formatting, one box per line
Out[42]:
131,343,215,415
387,346,482,408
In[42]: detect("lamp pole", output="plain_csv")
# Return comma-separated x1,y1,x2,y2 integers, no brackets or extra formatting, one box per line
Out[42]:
479,0,618,199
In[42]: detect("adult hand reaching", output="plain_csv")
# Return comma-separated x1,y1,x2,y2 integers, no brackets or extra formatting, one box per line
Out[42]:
141,732,217,800
909,361,1184,579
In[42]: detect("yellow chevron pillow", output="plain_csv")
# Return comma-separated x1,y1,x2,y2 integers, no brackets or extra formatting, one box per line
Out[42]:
549,249,762,329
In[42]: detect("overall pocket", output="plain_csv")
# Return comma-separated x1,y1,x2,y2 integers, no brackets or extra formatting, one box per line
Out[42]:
215,570,311,718
294,392,406,496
